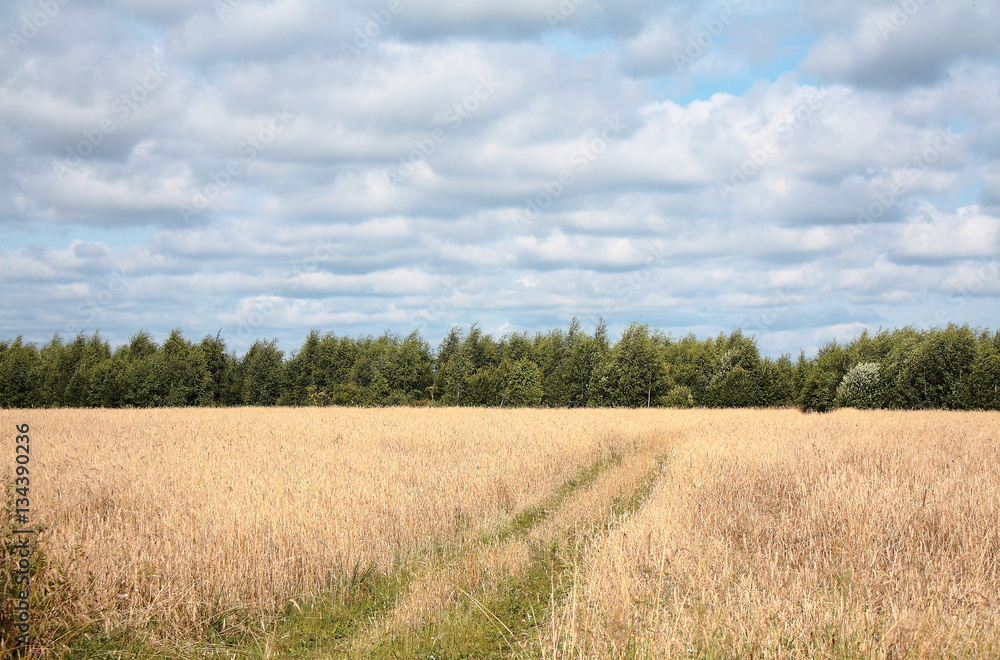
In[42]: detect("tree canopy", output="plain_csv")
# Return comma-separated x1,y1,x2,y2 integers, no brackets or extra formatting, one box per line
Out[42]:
1,323,997,411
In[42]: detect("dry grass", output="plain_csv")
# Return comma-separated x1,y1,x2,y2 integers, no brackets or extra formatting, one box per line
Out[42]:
546,409,1000,659
0,407,656,654
359,432,669,656
2,407,998,659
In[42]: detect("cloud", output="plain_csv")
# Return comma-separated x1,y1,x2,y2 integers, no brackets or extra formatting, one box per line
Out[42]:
1,1,998,357
891,205,1000,262
802,1,1000,89
980,163,1000,212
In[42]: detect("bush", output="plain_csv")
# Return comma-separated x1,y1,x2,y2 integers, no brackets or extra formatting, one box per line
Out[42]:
329,383,361,406
835,362,881,409
661,386,694,408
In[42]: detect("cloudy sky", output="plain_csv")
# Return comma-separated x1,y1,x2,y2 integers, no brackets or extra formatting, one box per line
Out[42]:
1,0,998,357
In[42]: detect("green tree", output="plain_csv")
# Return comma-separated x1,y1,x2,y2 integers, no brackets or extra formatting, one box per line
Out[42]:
284,329,323,405
0,337,38,408
86,353,129,407
497,358,544,407
561,318,608,407
798,340,851,412
160,329,211,406
117,331,164,407
63,333,111,407
349,335,394,406
589,322,669,407
434,327,469,404
877,327,924,408
434,326,499,405
907,325,978,409
236,340,285,406
703,330,764,407
760,354,796,407
663,333,718,404
386,331,434,401
465,366,499,406
124,354,167,407
123,330,158,362
199,332,236,405
499,331,536,364
966,331,1000,410
661,385,694,408
532,327,570,406
791,350,810,403
32,334,101,406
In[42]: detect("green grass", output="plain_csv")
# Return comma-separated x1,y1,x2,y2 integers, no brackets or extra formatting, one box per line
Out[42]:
391,541,568,660
269,560,409,658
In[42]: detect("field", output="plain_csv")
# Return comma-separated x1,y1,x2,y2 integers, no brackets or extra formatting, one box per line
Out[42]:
2,408,999,659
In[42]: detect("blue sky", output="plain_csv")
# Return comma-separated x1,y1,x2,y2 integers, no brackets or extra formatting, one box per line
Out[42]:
1,0,999,357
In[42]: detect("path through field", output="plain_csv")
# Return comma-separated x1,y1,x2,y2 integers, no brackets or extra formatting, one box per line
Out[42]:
292,432,670,658
2,408,999,659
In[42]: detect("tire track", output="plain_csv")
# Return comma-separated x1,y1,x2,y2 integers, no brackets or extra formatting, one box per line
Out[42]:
348,436,670,659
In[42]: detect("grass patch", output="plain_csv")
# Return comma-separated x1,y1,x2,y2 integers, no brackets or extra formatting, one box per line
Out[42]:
609,454,667,520
485,449,623,547
49,560,408,660
269,560,408,659
389,541,569,660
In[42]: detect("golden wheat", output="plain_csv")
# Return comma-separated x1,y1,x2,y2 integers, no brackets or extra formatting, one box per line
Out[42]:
3,407,652,646
547,409,1000,659
4,407,998,659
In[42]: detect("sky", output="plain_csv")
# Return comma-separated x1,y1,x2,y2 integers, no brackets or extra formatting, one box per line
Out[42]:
1,0,998,358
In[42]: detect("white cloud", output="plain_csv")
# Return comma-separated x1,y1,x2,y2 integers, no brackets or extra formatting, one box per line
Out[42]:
892,206,1000,261
802,2,1000,89
1,1,998,356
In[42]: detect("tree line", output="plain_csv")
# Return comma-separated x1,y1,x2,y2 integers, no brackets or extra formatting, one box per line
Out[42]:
0,321,997,410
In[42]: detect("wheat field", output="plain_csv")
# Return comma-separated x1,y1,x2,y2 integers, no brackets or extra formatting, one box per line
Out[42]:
2,407,999,659
546,409,1000,659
